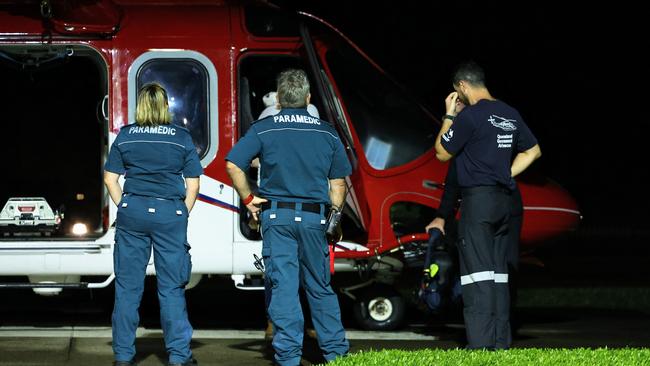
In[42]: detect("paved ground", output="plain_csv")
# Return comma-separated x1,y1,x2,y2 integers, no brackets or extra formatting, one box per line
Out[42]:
0,328,442,366
1,306,649,366
1,232,649,365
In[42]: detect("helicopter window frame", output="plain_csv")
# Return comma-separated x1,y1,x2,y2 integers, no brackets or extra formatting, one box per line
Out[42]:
128,50,218,167
237,53,328,133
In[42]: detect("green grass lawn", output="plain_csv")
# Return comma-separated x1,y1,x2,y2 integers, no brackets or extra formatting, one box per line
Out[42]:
326,348,650,366
324,287,650,365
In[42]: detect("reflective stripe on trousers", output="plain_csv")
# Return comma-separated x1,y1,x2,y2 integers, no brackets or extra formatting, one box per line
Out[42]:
457,187,512,350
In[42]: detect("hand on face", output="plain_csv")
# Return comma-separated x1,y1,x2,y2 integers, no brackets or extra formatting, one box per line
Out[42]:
455,98,466,114
445,92,459,116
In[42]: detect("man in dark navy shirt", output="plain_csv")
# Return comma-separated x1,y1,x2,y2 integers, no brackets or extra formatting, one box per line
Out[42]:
434,61,541,349
226,69,350,366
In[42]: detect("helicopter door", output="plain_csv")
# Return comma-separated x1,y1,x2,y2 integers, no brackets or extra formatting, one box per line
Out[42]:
298,22,368,243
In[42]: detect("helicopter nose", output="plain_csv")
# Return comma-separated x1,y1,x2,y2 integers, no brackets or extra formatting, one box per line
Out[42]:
519,178,581,244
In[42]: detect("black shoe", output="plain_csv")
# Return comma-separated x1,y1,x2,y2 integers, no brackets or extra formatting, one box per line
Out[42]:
114,361,137,366
168,358,198,366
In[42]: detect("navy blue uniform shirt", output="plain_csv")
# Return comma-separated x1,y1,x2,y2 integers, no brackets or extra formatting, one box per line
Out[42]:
104,123,203,200
226,108,352,204
440,100,537,189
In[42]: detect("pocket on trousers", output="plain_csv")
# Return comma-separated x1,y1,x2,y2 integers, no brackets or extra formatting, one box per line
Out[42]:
322,244,331,286
261,246,275,289
457,219,467,250
305,221,326,233
116,195,130,213
304,218,327,245
260,211,292,236
113,242,121,274
176,200,189,218
181,243,192,286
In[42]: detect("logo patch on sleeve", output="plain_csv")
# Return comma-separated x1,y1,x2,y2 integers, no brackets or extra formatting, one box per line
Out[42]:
442,129,454,142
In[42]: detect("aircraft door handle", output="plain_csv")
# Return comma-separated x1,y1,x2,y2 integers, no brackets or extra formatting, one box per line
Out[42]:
422,180,443,190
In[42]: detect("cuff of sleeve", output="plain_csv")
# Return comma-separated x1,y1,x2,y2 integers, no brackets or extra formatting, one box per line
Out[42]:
183,168,204,178
104,166,125,175
435,211,450,220
439,139,456,156
329,169,352,180
225,158,249,173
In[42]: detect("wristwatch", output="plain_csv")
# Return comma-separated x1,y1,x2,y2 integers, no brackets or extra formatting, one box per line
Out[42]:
443,114,456,121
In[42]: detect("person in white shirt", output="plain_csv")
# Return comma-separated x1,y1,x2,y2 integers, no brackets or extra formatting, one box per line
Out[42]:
257,91,320,119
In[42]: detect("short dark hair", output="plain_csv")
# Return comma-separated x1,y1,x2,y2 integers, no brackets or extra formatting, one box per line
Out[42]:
452,61,486,87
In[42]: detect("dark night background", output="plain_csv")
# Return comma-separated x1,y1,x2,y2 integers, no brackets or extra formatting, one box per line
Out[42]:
275,0,646,235
0,3,648,362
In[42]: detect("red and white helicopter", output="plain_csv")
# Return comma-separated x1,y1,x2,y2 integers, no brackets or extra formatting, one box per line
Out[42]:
0,0,580,329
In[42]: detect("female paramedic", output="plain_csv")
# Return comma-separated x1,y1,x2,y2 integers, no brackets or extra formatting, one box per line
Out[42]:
103,83,203,366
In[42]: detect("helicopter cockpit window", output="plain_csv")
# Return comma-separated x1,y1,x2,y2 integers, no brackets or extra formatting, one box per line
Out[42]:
136,59,209,158
325,42,437,170
238,55,324,135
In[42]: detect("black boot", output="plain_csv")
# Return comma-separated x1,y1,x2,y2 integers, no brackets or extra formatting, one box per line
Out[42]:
168,358,198,366
114,361,137,366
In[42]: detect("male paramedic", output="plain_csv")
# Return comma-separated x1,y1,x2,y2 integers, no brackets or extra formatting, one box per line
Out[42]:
226,69,350,365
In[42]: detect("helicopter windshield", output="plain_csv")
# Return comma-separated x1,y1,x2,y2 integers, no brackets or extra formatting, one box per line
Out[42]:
324,38,437,170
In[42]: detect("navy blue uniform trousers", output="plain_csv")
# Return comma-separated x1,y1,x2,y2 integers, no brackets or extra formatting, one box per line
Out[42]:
261,202,349,366
457,186,512,350
112,195,193,363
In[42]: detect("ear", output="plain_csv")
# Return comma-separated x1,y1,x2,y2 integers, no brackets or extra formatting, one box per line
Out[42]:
454,81,464,95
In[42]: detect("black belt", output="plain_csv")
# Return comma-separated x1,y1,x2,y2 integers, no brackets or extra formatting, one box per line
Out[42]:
461,185,512,196
260,201,326,214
